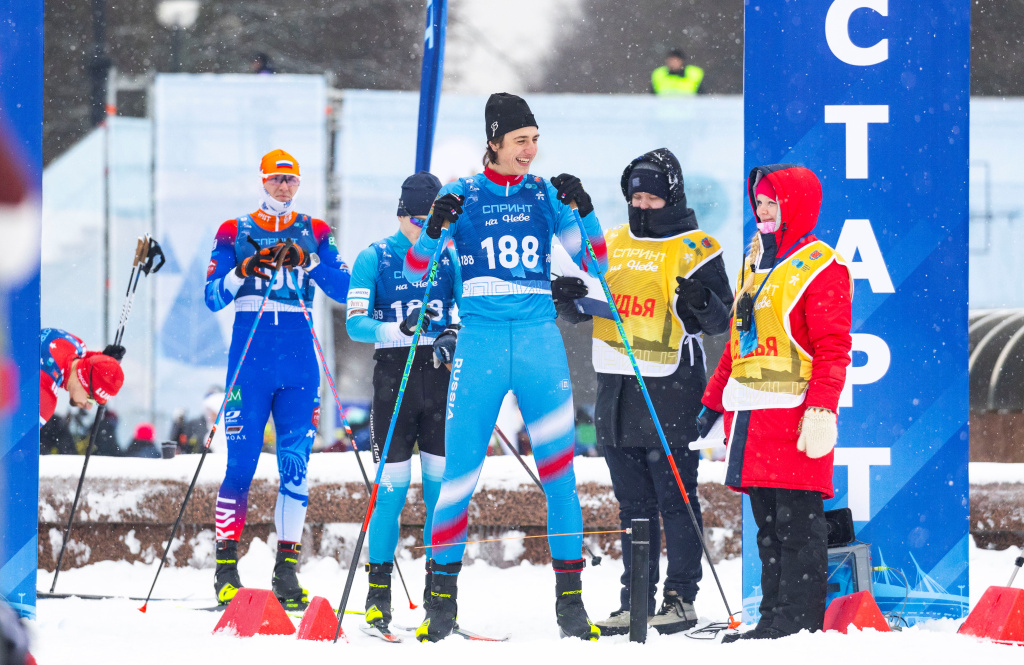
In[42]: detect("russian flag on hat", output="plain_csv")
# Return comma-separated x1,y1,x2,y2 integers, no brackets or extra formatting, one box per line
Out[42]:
260,149,301,178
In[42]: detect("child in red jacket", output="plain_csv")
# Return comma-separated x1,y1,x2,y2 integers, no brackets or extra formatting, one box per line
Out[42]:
698,164,852,641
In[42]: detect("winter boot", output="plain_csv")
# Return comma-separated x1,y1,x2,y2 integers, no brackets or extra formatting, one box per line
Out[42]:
594,608,631,636
647,590,698,634
553,559,600,641
271,541,309,611
364,562,394,630
416,561,460,642
214,540,244,606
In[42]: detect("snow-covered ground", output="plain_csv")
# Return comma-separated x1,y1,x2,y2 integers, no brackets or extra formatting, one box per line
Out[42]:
30,538,1024,663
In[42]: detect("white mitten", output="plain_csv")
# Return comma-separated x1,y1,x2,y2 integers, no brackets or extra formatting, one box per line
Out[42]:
796,408,837,459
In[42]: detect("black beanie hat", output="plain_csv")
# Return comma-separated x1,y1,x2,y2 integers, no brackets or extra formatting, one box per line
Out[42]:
484,93,538,142
397,171,442,217
626,161,671,201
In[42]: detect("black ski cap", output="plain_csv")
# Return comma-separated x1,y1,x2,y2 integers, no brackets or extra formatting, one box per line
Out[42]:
484,93,538,142
397,171,442,217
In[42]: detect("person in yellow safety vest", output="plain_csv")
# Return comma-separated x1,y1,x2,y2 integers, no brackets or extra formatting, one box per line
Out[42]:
651,48,704,95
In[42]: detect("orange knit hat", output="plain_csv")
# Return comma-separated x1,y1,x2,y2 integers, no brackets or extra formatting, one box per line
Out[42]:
260,149,300,179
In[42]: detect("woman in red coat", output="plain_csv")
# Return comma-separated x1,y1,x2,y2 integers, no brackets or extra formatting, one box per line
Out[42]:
697,164,852,641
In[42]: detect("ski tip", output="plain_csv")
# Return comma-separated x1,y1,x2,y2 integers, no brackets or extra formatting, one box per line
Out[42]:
138,603,148,614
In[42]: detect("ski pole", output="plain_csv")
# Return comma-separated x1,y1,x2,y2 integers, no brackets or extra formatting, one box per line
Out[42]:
568,204,740,629
1008,539,1024,587
492,424,602,566
51,237,155,593
332,226,452,643
139,245,288,613
291,275,419,610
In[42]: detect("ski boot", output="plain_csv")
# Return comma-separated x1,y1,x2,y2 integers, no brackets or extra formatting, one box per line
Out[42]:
214,540,244,606
364,562,394,632
422,559,433,610
553,559,600,641
416,561,460,642
271,541,309,611
648,590,698,634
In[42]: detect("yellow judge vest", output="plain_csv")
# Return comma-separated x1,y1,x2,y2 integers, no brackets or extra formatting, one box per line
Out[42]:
722,240,850,411
593,226,722,377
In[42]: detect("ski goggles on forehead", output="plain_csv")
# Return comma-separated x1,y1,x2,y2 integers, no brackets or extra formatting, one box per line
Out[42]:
264,174,300,186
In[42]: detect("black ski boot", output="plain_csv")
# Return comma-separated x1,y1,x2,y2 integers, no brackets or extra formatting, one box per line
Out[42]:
214,540,244,606
364,562,394,631
554,559,600,641
416,561,460,642
422,559,433,610
271,541,309,611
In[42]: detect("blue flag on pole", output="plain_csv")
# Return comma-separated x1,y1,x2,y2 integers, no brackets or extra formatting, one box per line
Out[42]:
415,0,448,172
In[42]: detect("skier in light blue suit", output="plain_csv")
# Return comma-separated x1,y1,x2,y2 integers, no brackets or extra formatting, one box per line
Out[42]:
346,171,460,637
404,93,608,642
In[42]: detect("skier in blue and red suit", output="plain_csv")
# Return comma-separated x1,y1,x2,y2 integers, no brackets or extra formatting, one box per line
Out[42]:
404,93,608,642
39,328,125,425
204,149,351,610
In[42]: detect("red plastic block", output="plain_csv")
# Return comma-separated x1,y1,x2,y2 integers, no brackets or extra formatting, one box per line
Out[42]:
824,591,891,634
296,596,340,642
958,586,1024,646
212,588,296,637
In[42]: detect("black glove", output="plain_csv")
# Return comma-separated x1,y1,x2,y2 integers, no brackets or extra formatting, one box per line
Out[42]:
675,276,708,309
277,242,314,270
549,173,594,218
234,237,280,280
432,325,460,369
102,344,126,362
551,276,588,303
399,305,439,336
426,193,465,240
695,406,722,438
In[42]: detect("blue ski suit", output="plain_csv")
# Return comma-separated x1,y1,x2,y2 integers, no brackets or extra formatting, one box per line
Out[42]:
204,209,350,544
347,229,460,563
404,172,607,567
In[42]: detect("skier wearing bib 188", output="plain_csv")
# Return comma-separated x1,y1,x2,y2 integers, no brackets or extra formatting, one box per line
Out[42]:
204,149,351,610
404,93,608,642
345,171,460,636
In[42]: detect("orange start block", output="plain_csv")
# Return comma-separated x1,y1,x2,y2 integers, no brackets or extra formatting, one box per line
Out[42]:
212,589,296,638
296,596,341,642
958,586,1024,647
824,591,891,634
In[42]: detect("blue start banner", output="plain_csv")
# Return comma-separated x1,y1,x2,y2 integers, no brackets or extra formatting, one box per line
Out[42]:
742,1,970,624
414,0,448,173
0,0,43,619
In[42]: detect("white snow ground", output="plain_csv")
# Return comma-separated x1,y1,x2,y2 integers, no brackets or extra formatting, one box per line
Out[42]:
30,539,1024,663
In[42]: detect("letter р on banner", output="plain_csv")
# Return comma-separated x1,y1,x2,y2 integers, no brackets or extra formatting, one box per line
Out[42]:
742,1,970,625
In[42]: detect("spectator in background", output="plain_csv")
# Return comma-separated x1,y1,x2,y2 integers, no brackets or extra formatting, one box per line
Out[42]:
251,52,275,74
651,48,704,96
125,422,161,458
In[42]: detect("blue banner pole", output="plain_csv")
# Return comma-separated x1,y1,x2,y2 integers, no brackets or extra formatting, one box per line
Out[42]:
0,0,44,620
414,0,448,173
741,0,970,626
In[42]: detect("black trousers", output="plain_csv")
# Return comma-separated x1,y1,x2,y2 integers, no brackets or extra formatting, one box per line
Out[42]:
747,487,828,634
369,346,448,463
605,445,703,613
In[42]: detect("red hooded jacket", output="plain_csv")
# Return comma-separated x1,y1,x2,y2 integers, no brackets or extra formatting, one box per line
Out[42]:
702,165,852,498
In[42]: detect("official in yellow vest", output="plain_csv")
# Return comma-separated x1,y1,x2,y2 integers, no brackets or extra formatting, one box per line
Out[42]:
700,165,853,641
553,148,733,636
651,49,704,96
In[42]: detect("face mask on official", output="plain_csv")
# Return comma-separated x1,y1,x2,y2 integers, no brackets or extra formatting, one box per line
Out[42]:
754,175,779,234
259,179,297,217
